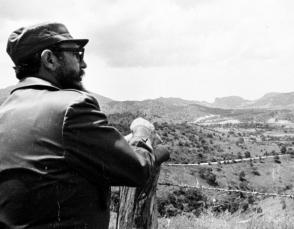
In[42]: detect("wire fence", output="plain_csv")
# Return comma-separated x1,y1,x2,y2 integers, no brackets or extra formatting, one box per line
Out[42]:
164,153,291,167
158,181,294,199
115,154,294,229
159,153,294,199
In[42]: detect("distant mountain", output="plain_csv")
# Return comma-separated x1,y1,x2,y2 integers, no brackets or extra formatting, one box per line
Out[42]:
209,92,294,110
102,98,294,124
1,85,294,123
103,99,229,123
212,96,250,109
154,97,203,106
250,92,294,109
88,91,113,108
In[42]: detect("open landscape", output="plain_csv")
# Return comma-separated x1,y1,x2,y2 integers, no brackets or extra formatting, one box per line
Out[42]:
2,87,294,228
109,119,294,228
100,91,294,228
2,1,294,228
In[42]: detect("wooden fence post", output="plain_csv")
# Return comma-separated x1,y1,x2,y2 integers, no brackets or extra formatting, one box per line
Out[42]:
118,166,161,229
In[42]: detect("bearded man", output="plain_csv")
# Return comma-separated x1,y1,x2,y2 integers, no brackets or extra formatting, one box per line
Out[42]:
0,22,169,229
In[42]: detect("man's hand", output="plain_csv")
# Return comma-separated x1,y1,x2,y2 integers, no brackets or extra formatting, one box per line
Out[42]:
125,117,169,165
125,117,155,151
154,144,170,165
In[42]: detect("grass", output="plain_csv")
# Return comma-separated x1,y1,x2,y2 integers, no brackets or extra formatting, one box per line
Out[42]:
110,210,294,229
108,120,294,228
158,211,244,229
157,211,294,229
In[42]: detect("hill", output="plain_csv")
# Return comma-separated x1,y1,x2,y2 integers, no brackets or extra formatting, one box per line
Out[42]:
104,99,294,124
210,92,294,110
104,100,232,123
1,85,294,124
212,96,251,109
108,112,294,228
251,92,294,109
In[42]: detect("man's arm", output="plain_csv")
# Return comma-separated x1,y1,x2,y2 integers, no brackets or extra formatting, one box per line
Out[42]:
62,94,157,187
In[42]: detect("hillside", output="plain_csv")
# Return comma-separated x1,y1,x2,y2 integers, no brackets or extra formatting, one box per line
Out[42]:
211,92,294,110
108,112,294,228
104,100,232,123
1,84,294,227
1,85,294,124
212,96,251,109
251,92,294,109
105,99,294,124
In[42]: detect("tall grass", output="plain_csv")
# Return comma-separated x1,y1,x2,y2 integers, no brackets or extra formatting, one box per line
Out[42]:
110,210,294,229
158,211,245,229
158,211,294,229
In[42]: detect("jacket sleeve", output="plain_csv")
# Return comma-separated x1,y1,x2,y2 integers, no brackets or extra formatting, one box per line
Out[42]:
62,94,156,187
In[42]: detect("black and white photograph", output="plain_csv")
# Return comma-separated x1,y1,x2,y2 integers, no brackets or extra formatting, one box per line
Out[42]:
1,0,294,228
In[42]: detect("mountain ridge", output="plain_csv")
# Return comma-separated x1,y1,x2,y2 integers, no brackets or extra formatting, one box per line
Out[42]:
209,92,294,110
1,85,294,123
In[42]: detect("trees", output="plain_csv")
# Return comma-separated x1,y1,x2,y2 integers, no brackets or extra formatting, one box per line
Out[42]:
280,145,287,154
157,188,207,217
239,171,246,181
244,151,251,158
274,155,281,164
199,167,218,186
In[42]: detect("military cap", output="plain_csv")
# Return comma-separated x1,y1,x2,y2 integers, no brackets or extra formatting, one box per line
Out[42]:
7,22,89,65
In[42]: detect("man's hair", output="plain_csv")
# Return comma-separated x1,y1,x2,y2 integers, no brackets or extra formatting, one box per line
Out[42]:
14,48,63,80
14,52,42,80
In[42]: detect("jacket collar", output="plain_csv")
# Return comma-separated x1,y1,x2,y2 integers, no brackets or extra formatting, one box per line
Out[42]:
11,77,60,94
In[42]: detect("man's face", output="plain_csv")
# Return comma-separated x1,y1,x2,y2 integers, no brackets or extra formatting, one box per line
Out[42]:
54,42,87,91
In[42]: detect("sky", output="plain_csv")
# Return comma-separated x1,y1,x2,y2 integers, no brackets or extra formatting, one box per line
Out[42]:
1,0,294,102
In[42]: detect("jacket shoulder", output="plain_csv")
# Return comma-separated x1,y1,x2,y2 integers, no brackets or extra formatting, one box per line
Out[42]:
53,89,100,110
66,89,98,102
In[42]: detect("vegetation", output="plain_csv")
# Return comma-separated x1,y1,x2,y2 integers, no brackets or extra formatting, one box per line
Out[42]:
157,188,207,217
107,112,294,228
156,211,294,229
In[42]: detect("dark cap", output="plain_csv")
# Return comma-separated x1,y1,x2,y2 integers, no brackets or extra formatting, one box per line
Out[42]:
6,22,89,65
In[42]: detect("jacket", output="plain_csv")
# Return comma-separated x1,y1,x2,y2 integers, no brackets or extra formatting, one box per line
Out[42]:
0,77,156,229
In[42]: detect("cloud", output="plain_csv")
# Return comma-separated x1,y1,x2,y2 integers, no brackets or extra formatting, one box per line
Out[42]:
171,0,214,9
87,0,204,67
82,0,294,67
1,0,294,68
1,0,294,101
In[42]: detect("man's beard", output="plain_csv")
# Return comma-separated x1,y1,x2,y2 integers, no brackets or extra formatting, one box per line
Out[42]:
56,67,87,92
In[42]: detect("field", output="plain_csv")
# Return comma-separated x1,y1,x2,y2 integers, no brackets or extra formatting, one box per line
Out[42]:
108,113,294,228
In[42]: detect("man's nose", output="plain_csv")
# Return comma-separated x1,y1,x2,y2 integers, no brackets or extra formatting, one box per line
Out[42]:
80,59,87,69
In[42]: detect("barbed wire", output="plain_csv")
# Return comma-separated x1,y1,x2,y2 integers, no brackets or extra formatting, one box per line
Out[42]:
164,153,291,167
158,181,294,199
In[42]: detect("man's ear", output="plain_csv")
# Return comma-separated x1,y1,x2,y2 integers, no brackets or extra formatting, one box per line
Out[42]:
40,49,59,70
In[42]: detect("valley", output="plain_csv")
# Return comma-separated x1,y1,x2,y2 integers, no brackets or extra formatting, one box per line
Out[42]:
108,113,294,229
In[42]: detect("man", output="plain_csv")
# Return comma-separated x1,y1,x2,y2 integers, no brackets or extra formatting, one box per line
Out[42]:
0,22,169,228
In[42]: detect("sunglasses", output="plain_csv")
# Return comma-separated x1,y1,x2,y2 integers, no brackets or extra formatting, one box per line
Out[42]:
50,47,85,62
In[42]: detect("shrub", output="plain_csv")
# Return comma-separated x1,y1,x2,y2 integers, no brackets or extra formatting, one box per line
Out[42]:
280,145,287,154
157,188,207,217
212,193,254,214
274,155,281,163
199,167,218,186
244,151,251,158
239,171,246,181
251,167,261,176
